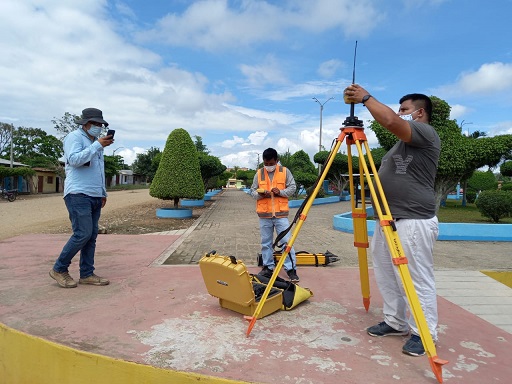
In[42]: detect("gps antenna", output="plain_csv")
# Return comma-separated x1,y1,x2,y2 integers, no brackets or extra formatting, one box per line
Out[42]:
343,41,363,127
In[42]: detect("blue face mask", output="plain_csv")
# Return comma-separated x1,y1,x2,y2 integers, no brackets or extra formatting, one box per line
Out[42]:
88,126,102,137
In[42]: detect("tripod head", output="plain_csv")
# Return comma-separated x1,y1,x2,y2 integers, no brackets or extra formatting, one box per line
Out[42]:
342,110,364,128
342,41,364,129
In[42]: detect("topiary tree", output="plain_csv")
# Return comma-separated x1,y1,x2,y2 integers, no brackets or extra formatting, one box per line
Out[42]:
501,160,512,179
468,170,497,192
198,152,226,192
287,150,317,198
150,128,204,207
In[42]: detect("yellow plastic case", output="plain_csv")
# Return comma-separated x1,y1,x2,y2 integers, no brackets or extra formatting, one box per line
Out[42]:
199,254,283,319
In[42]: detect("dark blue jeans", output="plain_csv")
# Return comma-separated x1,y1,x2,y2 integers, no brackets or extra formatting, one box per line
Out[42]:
53,194,103,278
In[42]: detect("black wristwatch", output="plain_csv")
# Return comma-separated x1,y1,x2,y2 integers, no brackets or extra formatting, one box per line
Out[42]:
362,94,372,105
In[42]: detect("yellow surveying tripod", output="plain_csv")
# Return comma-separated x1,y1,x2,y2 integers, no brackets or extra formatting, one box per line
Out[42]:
245,107,448,383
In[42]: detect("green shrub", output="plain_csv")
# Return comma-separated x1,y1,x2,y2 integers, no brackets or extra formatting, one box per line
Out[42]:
500,182,512,191
150,128,204,206
466,190,477,204
475,190,512,222
468,170,497,192
500,160,512,177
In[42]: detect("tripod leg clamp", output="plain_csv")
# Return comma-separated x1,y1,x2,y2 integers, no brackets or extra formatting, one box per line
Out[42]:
392,257,408,265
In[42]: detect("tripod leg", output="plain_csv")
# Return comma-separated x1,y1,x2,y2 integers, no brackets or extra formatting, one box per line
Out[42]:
354,139,448,383
346,144,371,311
246,133,347,336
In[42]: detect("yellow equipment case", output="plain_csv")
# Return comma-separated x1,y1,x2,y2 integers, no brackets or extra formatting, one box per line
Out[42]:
199,253,283,319
200,252,313,319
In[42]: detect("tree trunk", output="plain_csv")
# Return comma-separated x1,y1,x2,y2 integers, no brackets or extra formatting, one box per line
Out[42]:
434,179,459,215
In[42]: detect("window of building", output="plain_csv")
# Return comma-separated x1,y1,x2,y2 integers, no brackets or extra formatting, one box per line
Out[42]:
47,176,54,184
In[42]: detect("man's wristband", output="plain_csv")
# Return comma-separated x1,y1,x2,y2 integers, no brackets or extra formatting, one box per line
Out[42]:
362,94,372,105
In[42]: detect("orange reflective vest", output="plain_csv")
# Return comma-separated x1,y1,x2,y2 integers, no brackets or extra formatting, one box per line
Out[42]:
256,166,289,218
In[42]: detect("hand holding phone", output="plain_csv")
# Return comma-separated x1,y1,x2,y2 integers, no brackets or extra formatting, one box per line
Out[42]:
106,129,115,139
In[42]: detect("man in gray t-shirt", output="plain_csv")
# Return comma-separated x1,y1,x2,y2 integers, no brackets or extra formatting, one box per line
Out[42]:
344,84,440,358
379,120,440,219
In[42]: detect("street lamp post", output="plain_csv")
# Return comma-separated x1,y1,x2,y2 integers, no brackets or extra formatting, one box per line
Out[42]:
460,120,473,137
312,96,334,174
113,147,125,156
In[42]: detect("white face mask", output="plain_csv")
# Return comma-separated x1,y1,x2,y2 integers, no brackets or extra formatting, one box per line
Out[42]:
399,109,420,121
264,165,276,172
88,126,102,137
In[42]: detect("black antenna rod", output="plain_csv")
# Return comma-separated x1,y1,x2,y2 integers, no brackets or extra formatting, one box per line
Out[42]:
343,41,364,127
350,41,358,118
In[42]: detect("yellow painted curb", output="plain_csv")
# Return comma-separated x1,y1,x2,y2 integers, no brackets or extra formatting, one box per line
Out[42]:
481,270,512,289
0,322,247,384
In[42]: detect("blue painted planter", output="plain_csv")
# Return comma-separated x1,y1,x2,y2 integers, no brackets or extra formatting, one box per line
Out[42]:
181,199,205,207
332,207,512,242
204,195,212,201
156,208,192,219
289,195,340,208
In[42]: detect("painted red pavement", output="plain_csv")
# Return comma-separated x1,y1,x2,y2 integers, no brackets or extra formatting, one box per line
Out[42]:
0,234,510,384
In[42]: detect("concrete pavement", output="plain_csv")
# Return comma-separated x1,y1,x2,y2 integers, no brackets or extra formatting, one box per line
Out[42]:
1,188,511,383
160,189,512,334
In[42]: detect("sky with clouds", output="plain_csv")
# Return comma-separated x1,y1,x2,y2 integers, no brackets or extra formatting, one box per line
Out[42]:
1,0,511,168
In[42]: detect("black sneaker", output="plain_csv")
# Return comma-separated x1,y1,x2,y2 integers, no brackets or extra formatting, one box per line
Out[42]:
367,322,409,337
259,266,274,278
286,269,300,283
402,334,425,356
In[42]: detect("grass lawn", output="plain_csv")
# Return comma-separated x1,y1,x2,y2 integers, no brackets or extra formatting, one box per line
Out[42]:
437,200,512,224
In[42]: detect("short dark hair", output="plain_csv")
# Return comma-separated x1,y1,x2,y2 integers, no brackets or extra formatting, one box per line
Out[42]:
399,93,432,122
262,148,278,161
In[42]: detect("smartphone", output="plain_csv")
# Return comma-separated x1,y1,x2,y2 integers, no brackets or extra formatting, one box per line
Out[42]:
106,129,115,139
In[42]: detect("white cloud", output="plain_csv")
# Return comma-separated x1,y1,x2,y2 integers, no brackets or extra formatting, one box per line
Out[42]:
239,56,289,88
221,136,246,149
137,0,283,51
103,145,145,166
220,149,261,169
275,137,301,156
263,80,345,101
285,0,384,36
435,62,512,96
449,104,471,120
486,121,512,136
137,0,382,51
318,59,343,78
246,131,267,145
3,0,507,174
220,130,267,149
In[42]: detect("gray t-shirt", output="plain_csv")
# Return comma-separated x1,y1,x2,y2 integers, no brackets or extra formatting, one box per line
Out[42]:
376,121,440,219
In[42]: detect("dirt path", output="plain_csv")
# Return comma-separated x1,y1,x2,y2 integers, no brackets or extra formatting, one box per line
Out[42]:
0,189,191,240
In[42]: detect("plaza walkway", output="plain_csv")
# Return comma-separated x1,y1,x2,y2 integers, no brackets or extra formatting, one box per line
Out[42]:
0,189,511,383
